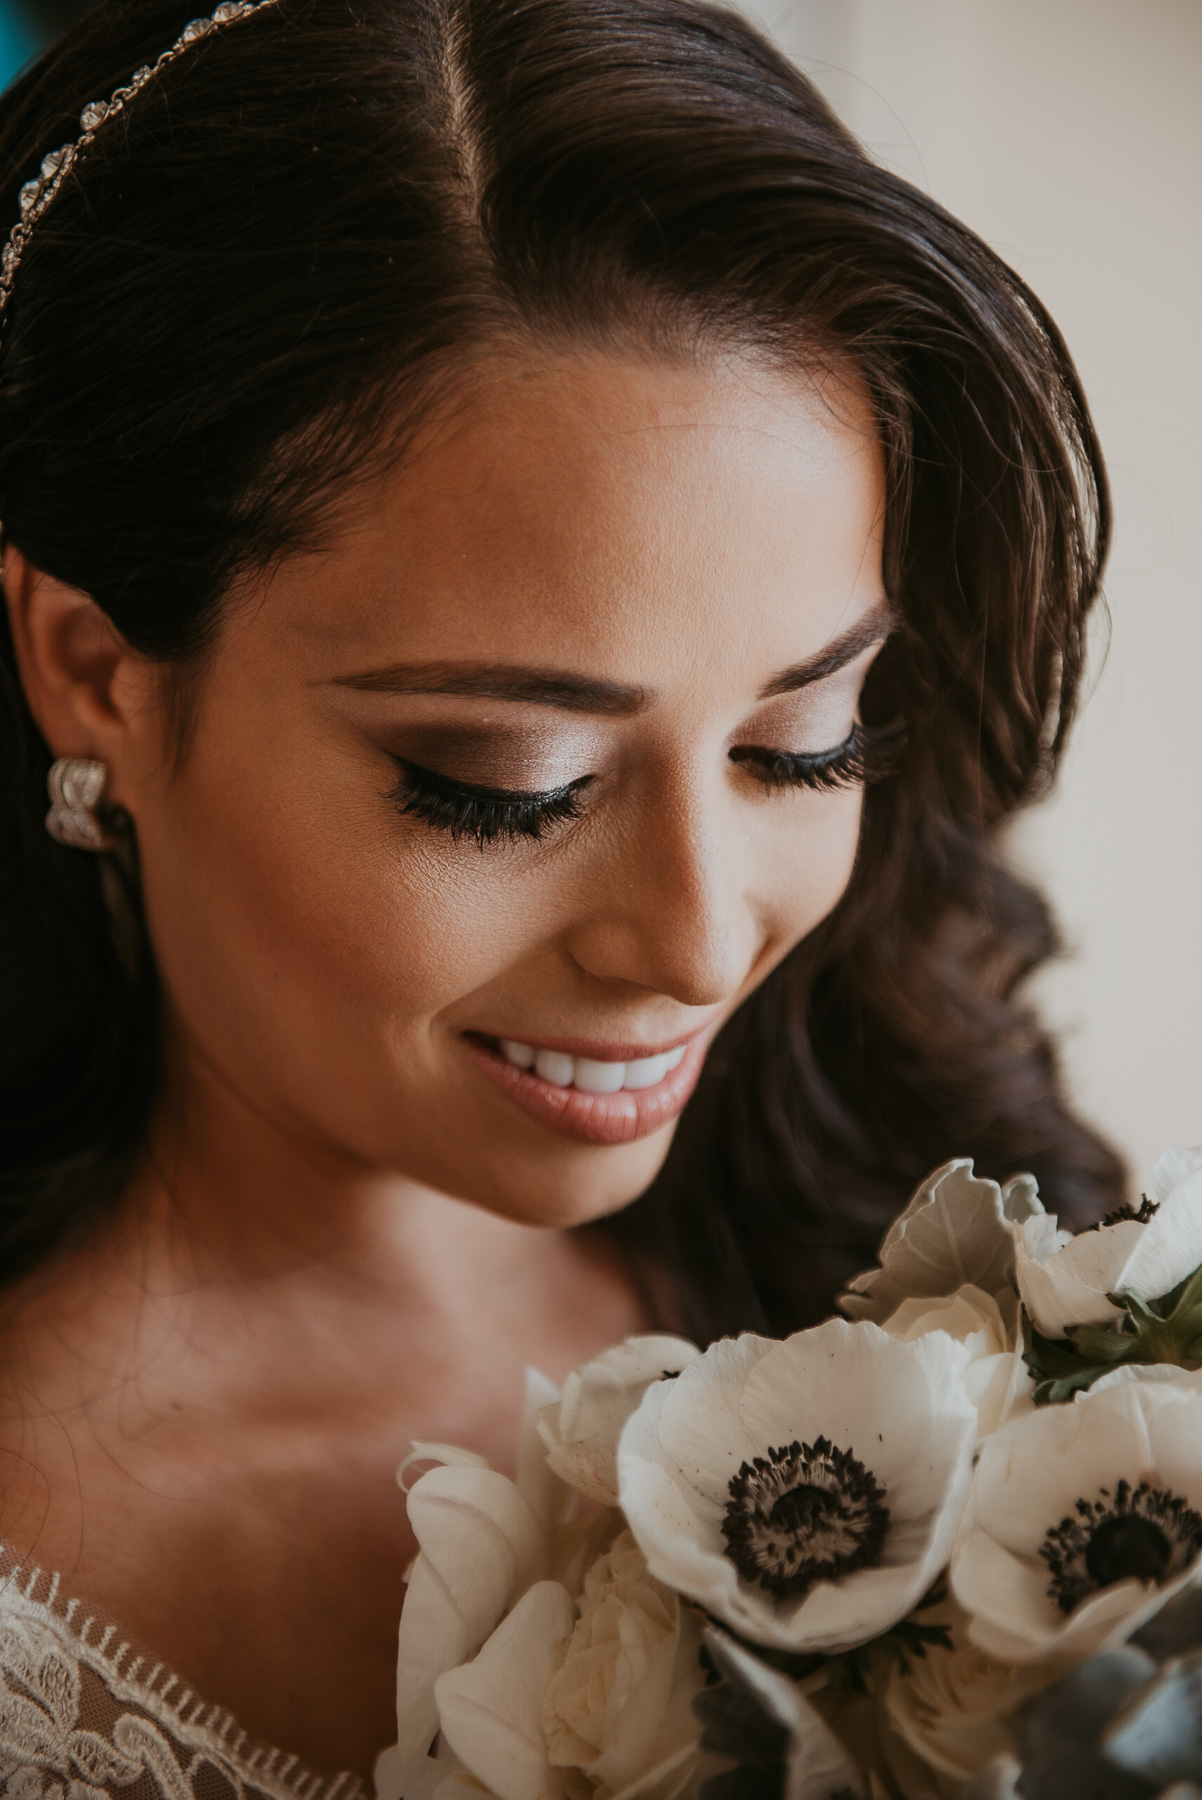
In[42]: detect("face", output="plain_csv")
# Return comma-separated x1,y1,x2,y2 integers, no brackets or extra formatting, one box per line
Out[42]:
117,351,889,1226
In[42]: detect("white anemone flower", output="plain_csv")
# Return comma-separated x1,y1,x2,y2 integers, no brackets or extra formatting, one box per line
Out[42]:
538,1336,701,1507
840,1159,1043,1327
1013,1145,1202,1338
540,1530,704,1798
951,1376,1202,1668
617,1318,977,1653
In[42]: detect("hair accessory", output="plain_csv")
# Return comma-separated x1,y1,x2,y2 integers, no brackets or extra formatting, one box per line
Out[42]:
0,0,280,318
45,756,119,850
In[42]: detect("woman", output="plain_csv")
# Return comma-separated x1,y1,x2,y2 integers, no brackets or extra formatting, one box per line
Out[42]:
0,0,1122,1788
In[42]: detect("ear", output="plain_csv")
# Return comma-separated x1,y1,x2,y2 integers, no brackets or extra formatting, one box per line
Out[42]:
4,546,154,770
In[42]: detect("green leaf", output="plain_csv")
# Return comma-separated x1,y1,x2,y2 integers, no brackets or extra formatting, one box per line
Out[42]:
1112,1290,1163,1325
1160,1263,1202,1320
1022,1266,1202,1406
1071,1325,1143,1364
1023,1313,1141,1405
1032,1368,1113,1405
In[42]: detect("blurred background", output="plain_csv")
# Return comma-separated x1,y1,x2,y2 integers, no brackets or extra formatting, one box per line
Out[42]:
0,0,89,83
1,0,1198,1185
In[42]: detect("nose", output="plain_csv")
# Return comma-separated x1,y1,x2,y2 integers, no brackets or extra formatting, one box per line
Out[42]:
563,768,763,1008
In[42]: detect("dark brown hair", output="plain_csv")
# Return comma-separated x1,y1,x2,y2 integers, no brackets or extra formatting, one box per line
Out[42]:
0,0,1122,1326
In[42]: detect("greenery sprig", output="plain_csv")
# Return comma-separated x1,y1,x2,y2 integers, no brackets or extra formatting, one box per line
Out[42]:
1023,1263,1202,1404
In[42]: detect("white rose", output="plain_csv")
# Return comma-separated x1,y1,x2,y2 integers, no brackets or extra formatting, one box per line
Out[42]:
617,1318,977,1654
951,1375,1202,1668
1013,1145,1202,1338
880,1602,1026,1783
542,1531,703,1799
538,1336,700,1507
432,1535,703,1800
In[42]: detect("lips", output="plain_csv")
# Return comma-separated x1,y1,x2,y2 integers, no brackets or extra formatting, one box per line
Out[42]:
463,1029,710,1145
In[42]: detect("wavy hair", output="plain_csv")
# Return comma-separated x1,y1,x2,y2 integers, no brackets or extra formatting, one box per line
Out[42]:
0,0,1123,1328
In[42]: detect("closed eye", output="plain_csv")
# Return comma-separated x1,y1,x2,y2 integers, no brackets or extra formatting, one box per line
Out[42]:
730,721,904,791
387,758,593,846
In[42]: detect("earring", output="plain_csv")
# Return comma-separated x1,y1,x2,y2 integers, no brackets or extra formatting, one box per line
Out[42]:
45,756,119,851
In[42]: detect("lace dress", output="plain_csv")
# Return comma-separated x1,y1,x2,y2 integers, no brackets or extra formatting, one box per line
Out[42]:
0,1552,368,1800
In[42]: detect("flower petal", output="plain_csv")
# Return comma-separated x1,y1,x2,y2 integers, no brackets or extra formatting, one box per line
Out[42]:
395,1466,548,1770
1013,1221,1139,1336
884,1285,1010,1354
841,1160,1019,1323
651,1335,773,1505
1147,1145,1202,1205
435,1581,576,1800
539,1337,701,1507
695,1631,864,1800
740,1321,973,1508
1114,1159,1202,1302
515,1366,566,1529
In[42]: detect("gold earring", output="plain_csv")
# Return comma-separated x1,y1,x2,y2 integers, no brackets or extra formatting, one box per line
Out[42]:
45,756,119,851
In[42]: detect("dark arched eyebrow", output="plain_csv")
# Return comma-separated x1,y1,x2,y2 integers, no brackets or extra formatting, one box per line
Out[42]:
333,660,648,712
332,604,894,713
756,604,895,698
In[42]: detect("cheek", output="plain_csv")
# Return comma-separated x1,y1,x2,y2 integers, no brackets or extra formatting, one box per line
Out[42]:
134,751,542,1084
760,788,866,947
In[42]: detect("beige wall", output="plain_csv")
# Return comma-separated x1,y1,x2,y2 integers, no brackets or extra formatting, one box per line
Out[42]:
733,0,1202,1187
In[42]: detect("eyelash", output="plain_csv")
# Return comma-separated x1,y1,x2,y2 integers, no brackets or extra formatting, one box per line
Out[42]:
729,720,905,792
388,721,904,848
388,762,593,846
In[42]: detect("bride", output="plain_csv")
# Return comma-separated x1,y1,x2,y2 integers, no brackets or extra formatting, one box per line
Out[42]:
0,0,1123,1789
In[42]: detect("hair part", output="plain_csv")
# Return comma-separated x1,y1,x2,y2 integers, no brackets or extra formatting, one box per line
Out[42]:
0,0,1123,1320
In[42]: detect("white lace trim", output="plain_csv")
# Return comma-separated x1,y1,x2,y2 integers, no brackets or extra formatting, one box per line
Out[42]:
0,1552,367,1800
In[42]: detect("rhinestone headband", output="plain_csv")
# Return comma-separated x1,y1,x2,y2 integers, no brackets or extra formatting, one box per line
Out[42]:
0,0,280,318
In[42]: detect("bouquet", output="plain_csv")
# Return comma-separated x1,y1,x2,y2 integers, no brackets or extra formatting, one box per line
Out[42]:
374,1147,1202,1800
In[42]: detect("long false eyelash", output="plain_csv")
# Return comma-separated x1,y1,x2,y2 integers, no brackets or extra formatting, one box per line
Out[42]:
729,719,907,792
388,760,592,847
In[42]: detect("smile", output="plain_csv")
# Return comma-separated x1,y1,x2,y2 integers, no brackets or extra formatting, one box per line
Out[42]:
463,1030,711,1145
496,1039,688,1093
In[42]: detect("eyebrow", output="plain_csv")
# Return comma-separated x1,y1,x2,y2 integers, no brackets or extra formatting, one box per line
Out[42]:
757,605,895,698
333,604,894,713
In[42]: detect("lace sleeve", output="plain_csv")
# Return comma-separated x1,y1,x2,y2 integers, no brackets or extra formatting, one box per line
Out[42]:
0,1557,366,1800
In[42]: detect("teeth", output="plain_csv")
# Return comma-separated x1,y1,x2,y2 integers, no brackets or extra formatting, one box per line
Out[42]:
534,1049,575,1088
498,1039,688,1092
574,1057,627,1094
622,1050,676,1089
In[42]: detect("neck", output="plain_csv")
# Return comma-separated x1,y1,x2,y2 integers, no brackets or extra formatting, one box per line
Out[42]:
2,1040,625,1423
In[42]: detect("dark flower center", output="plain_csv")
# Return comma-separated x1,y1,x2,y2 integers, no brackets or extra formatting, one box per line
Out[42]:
1084,1515,1173,1587
1041,1477,1202,1614
770,1483,839,1534
721,1435,889,1602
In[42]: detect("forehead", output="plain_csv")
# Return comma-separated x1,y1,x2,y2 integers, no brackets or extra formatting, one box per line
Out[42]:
254,350,887,687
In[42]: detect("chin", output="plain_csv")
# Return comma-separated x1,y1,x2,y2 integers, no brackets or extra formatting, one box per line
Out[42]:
442,1127,676,1231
